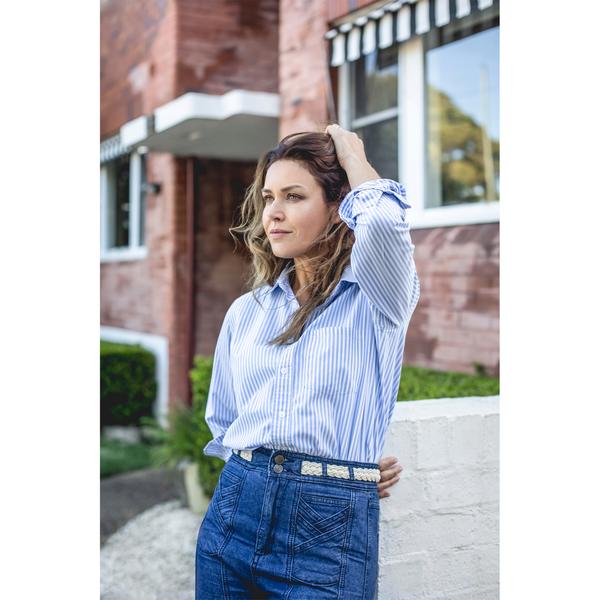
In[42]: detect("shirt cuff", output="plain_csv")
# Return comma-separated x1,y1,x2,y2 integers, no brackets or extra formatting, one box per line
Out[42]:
203,438,233,462
338,178,411,230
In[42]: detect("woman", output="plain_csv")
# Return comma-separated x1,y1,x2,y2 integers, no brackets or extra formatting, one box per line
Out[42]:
195,124,420,599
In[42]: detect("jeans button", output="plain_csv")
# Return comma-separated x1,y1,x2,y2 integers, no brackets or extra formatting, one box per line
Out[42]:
273,464,283,473
274,454,285,464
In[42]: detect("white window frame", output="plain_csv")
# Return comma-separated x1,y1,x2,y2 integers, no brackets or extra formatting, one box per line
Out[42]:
100,150,148,262
339,29,499,230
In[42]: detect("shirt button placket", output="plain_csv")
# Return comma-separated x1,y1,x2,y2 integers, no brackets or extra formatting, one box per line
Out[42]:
275,364,290,444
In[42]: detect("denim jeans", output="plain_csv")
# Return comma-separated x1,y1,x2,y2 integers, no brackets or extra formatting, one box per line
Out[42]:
195,446,380,599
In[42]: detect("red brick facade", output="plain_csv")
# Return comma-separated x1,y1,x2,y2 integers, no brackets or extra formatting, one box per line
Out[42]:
175,0,279,97
101,0,279,406
410,225,499,377
278,0,499,377
100,0,177,139
101,0,499,414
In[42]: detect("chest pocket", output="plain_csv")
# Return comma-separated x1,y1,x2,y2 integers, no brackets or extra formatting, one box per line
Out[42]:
299,326,362,398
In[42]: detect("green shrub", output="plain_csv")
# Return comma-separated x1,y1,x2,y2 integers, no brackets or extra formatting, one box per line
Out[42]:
188,355,225,497
100,438,154,478
398,364,499,401
100,341,157,428
141,355,223,498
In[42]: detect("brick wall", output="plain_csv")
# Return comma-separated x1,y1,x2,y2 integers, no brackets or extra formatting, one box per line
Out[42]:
100,153,177,337
279,0,499,377
327,0,384,22
176,0,279,97
279,0,331,137
101,0,279,139
101,153,186,406
193,160,256,357
101,0,177,139
101,0,279,407
407,224,500,377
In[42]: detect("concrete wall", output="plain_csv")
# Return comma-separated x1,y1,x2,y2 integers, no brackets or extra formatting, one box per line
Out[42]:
379,396,499,599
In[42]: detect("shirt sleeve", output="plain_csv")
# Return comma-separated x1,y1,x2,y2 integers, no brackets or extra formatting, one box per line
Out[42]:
202,305,237,463
338,178,420,328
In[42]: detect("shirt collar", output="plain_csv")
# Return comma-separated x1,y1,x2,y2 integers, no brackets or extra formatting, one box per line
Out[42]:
270,262,357,294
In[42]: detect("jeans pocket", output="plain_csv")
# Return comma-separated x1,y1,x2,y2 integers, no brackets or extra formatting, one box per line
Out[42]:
197,465,245,556
291,490,353,587
214,466,245,531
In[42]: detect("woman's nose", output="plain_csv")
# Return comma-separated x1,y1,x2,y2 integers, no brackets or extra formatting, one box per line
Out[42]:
265,200,285,218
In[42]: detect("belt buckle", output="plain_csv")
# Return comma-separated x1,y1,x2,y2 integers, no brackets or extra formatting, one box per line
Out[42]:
233,449,253,462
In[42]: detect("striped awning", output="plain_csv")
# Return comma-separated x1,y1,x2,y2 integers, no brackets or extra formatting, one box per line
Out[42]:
324,0,499,67
100,134,132,164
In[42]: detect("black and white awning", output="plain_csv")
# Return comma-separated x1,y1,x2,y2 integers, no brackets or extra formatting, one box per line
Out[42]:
324,0,499,67
100,134,132,163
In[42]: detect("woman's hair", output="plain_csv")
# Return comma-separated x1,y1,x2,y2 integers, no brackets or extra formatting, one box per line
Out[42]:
229,130,354,346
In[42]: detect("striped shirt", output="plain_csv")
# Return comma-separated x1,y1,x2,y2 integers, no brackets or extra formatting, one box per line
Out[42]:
203,178,420,464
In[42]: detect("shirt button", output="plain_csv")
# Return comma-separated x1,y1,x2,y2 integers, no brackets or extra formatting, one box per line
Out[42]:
279,410,285,417
280,367,288,374
273,464,283,473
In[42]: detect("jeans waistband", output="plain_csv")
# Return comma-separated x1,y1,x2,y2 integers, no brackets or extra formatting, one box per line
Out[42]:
231,446,381,483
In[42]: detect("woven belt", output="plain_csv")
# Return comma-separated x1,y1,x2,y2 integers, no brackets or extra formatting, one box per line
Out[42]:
232,448,381,483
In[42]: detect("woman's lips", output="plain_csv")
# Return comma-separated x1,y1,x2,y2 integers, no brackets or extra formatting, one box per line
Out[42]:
270,231,291,238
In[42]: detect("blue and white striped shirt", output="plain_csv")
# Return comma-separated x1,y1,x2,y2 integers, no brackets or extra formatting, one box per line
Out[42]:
203,178,420,464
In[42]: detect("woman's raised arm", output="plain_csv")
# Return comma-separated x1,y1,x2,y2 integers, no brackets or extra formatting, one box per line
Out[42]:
326,124,420,328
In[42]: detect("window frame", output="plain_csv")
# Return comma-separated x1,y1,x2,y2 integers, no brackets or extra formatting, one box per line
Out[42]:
100,150,148,262
338,21,499,230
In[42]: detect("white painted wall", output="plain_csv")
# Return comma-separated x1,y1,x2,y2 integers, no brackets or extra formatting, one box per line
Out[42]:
378,396,499,599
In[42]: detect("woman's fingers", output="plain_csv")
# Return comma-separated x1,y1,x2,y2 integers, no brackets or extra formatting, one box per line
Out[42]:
324,123,367,168
379,472,402,490
377,455,404,498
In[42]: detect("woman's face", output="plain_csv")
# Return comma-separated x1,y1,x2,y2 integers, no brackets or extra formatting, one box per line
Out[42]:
261,159,340,259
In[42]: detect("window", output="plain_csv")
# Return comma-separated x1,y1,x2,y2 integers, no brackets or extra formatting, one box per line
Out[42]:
424,16,499,207
337,6,500,228
101,151,147,261
349,44,399,181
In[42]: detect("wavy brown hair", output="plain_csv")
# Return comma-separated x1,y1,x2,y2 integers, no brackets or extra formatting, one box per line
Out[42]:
229,131,354,346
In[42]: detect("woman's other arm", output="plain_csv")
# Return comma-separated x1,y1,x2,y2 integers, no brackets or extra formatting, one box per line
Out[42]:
202,307,238,462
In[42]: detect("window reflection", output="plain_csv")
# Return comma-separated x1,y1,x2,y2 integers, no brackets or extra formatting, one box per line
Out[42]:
351,43,399,180
139,154,146,246
425,24,499,207
113,154,130,247
353,45,398,118
354,118,398,181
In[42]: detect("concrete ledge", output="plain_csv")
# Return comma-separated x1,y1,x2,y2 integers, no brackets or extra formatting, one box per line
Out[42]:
380,395,500,599
392,395,499,420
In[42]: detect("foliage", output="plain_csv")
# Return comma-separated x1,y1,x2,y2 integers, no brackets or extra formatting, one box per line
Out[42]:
100,341,157,428
398,364,499,401
140,355,223,498
100,437,154,478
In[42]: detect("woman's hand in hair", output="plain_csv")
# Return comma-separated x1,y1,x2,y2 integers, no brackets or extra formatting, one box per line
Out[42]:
324,123,380,189
377,455,404,499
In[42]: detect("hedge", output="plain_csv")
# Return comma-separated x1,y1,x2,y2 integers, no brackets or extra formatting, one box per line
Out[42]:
100,340,157,428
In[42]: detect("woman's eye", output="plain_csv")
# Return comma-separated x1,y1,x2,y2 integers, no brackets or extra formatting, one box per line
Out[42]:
263,194,302,202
